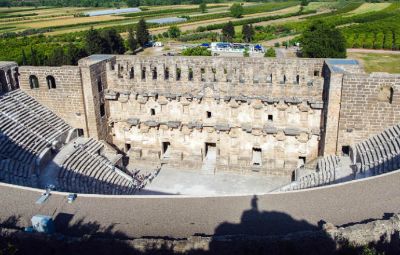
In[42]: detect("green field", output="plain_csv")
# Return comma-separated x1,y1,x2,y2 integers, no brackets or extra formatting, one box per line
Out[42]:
1,1,400,67
348,52,400,73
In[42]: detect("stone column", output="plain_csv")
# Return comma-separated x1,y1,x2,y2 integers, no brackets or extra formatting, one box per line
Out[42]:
170,64,177,82
321,68,344,155
157,63,164,81
135,63,142,83
145,64,152,83
181,65,189,82
216,66,225,82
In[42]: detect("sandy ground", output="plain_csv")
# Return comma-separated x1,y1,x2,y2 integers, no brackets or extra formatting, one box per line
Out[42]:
140,167,289,195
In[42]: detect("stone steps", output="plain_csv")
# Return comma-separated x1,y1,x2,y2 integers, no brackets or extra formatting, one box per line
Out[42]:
0,89,74,187
355,124,400,176
57,138,139,195
282,155,340,191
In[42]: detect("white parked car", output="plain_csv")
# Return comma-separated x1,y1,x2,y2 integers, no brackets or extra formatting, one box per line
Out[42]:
153,41,164,47
67,193,77,203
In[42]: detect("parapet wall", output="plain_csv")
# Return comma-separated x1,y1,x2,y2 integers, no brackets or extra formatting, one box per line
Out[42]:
108,56,325,100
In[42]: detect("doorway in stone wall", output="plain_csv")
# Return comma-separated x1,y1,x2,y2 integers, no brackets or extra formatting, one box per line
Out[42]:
202,143,217,174
298,156,306,168
205,143,216,158
252,148,262,166
162,142,171,159
342,146,350,156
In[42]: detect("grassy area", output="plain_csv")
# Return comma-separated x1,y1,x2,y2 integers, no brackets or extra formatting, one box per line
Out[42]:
3,1,400,66
0,5,228,34
303,2,338,12
345,2,391,16
0,2,299,35
347,52,400,73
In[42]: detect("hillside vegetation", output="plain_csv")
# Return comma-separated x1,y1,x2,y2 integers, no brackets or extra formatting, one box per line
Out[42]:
1,1,400,67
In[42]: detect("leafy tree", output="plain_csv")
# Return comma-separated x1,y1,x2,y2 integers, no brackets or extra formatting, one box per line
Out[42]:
21,49,27,65
84,27,124,55
264,47,276,57
181,46,211,56
126,0,140,7
222,21,235,42
242,24,254,43
168,25,181,38
127,28,138,53
85,27,108,55
300,0,309,7
0,0,11,7
66,43,87,65
29,46,39,66
199,1,207,13
230,3,244,18
47,47,66,66
136,18,150,47
101,28,125,54
300,20,346,58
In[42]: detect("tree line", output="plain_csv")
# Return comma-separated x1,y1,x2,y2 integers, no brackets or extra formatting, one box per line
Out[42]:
19,18,150,66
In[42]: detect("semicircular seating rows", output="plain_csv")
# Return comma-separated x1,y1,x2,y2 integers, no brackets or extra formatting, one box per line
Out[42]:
355,124,400,176
0,89,159,195
0,89,72,187
279,124,400,192
280,155,340,191
57,138,139,195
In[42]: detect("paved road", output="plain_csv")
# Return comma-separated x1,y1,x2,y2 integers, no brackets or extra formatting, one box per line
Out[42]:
0,169,399,238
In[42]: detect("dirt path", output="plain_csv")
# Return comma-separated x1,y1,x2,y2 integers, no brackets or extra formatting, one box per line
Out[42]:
262,35,298,47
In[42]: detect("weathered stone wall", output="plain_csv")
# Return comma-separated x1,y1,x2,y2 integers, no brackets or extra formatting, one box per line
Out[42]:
104,56,325,175
0,61,19,93
78,55,116,140
10,55,400,176
337,72,400,154
108,93,322,175
319,64,344,156
18,66,87,133
107,56,325,98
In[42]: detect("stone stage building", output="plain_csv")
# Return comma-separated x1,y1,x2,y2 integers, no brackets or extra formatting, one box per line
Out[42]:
1,55,399,178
